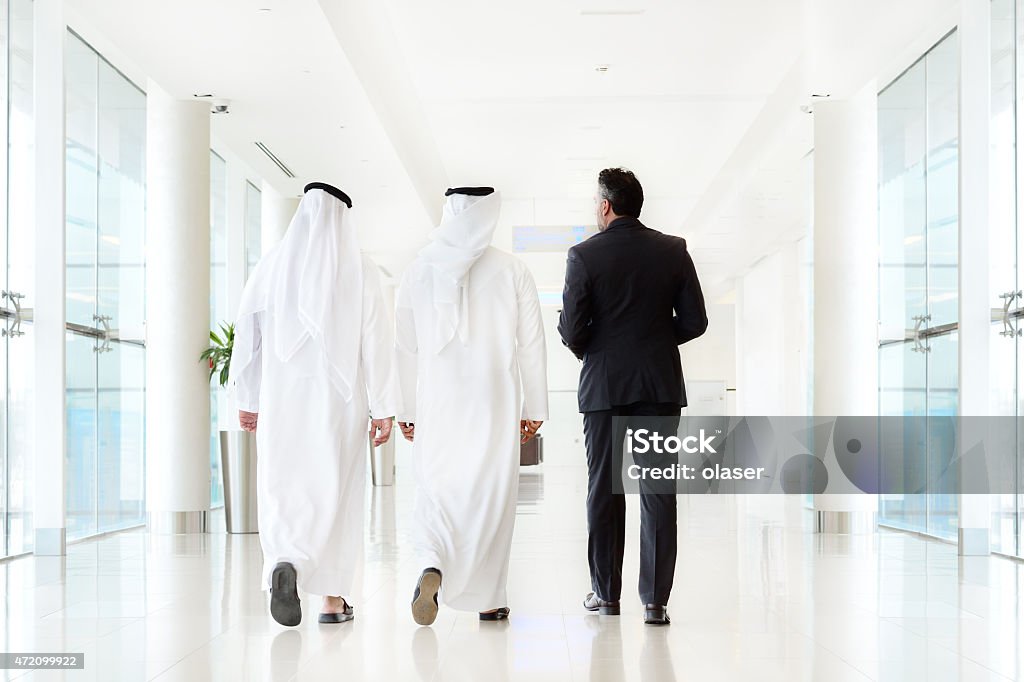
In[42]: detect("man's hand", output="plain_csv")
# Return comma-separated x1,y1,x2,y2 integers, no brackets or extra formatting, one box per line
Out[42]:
370,418,393,447
398,422,415,443
520,420,543,444
239,410,258,433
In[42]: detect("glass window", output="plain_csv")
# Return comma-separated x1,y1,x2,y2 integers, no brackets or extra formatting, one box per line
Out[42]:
245,181,261,280
2,0,35,557
210,152,227,507
877,31,959,539
66,332,97,539
990,0,1024,557
210,152,228,328
97,343,145,532
64,31,146,540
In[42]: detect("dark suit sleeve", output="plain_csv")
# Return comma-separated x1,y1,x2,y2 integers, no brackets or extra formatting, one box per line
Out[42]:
673,246,708,345
558,249,592,360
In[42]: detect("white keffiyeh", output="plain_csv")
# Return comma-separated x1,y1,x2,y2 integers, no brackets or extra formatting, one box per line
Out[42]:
233,187,363,401
417,191,501,352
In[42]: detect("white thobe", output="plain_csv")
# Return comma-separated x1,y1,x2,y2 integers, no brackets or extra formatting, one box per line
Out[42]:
396,247,549,612
233,255,400,598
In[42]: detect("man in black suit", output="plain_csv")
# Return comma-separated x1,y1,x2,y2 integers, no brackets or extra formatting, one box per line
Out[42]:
558,168,707,625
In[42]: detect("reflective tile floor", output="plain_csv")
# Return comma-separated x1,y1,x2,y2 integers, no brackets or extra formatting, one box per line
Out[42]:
4,414,1024,680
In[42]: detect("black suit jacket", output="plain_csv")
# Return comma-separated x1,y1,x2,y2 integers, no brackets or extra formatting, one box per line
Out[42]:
558,216,708,413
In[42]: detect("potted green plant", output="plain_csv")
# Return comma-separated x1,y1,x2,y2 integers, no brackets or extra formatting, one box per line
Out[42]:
200,322,235,388
201,322,258,534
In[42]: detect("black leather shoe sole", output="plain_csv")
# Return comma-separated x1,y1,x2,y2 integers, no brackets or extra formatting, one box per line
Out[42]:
270,562,302,627
411,568,442,626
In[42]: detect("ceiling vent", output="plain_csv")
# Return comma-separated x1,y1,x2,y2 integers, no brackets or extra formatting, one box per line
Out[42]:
255,142,296,179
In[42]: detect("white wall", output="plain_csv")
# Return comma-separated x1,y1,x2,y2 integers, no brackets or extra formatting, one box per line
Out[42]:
681,303,736,384
735,238,811,415
681,302,737,415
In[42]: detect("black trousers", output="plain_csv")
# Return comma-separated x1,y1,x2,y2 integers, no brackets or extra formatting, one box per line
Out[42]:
584,402,680,605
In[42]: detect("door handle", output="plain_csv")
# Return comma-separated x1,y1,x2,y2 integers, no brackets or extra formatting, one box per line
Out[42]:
93,314,113,353
2,291,25,338
911,314,931,353
999,290,1022,338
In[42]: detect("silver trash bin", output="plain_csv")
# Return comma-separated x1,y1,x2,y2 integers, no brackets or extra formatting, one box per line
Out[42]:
369,431,396,486
220,430,259,533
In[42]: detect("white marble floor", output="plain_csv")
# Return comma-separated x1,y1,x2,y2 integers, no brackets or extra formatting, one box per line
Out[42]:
3,415,1024,680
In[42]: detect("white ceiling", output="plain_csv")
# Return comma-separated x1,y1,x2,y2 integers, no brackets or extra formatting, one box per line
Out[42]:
384,0,802,205
64,0,431,252
65,0,960,297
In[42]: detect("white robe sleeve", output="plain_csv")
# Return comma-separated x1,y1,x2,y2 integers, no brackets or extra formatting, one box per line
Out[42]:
515,263,549,421
394,272,418,423
361,257,402,419
230,312,263,413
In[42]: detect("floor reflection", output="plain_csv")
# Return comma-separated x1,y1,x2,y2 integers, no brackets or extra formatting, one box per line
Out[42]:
4,415,1023,681
410,626,438,681
517,469,545,510
269,629,303,680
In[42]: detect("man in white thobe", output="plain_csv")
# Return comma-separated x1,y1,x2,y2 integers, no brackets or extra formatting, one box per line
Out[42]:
230,182,400,627
395,186,548,625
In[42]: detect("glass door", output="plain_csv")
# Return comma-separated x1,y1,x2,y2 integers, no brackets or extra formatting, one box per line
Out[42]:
0,0,34,558
990,0,1024,557
877,31,960,540
65,31,146,540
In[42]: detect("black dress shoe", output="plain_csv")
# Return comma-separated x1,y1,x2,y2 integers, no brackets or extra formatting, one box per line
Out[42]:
644,603,670,625
269,562,302,627
583,592,621,615
411,568,442,626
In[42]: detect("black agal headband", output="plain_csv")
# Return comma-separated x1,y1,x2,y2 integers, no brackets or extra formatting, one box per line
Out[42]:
304,182,352,208
445,187,494,197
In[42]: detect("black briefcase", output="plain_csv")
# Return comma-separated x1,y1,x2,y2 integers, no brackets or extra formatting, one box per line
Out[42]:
520,433,544,466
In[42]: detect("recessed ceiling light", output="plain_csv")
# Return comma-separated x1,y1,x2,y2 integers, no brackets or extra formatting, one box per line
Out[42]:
594,64,610,73
258,7,273,12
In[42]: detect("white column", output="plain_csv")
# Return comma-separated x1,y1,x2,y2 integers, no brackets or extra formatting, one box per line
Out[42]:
32,0,66,556
812,83,879,531
260,181,298,256
145,82,211,533
957,0,992,556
